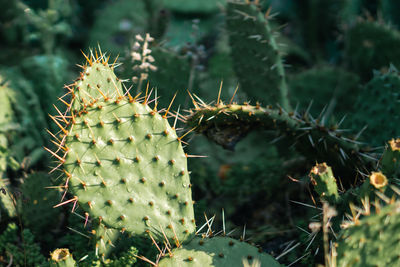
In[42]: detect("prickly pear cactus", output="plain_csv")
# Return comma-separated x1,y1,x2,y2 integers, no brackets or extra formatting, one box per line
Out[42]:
49,52,196,244
345,20,400,81
336,201,400,267
289,66,360,118
226,1,290,109
184,102,373,177
158,236,282,267
351,68,400,147
19,172,60,237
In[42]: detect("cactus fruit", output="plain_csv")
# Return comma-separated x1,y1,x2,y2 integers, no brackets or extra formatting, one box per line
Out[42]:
226,1,290,110
345,20,400,81
49,51,195,244
351,68,400,147
336,200,400,267
50,248,76,267
158,236,281,267
309,163,339,204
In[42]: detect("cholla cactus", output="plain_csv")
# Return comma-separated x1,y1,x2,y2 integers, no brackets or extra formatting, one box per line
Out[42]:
131,33,157,93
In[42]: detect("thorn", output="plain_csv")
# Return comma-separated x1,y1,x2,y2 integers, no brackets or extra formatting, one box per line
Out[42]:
111,54,120,69
178,127,197,141
265,6,272,19
110,76,122,98
95,86,108,101
173,105,181,130
49,115,68,135
58,97,71,108
185,154,208,158
187,90,199,109
147,232,163,254
46,129,61,143
217,80,223,106
81,50,92,66
51,140,67,152
144,83,151,105
169,223,180,248
44,147,66,163
53,105,69,124
230,84,239,105
164,92,177,118
54,196,78,208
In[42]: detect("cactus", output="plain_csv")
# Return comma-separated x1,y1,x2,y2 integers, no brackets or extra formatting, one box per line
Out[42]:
226,1,290,110
157,236,282,267
350,68,400,147
19,172,60,239
184,102,374,177
48,51,196,244
309,163,339,204
50,248,76,267
288,66,360,119
336,200,400,267
345,20,400,81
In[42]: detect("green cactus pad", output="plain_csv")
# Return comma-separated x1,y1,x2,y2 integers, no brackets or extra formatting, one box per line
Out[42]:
351,68,400,147
64,98,195,243
226,1,290,109
185,103,374,178
345,20,400,81
336,201,400,267
289,66,360,118
20,172,60,237
158,236,282,266
52,54,196,243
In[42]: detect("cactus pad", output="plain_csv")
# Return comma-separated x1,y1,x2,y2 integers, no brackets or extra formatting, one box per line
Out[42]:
51,52,195,244
336,201,400,267
158,236,281,266
226,1,289,109
351,68,400,147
